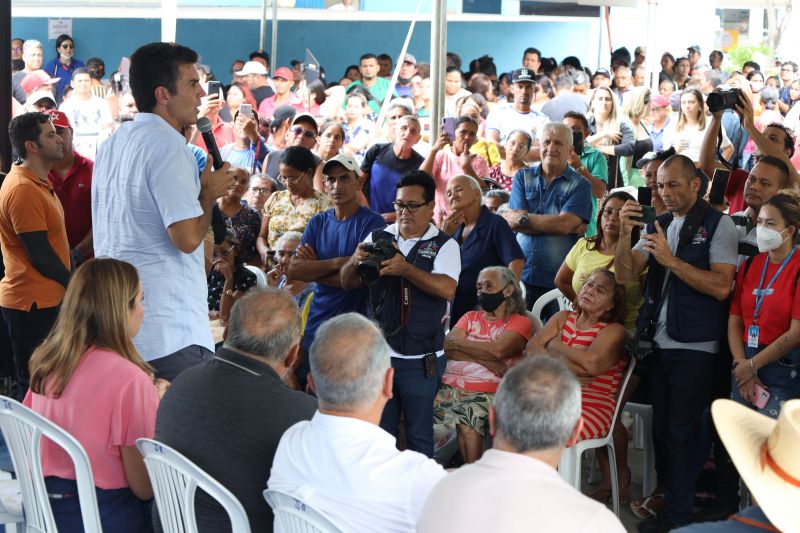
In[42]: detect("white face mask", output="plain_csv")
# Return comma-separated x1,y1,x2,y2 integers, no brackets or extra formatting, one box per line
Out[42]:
750,82,764,92
756,226,788,252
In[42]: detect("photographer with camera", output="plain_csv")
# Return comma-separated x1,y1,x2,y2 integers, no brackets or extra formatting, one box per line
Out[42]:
341,170,461,458
614,154,738,532
700,77,799,215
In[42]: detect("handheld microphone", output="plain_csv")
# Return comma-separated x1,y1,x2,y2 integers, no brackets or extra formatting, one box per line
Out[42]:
197,117,224,170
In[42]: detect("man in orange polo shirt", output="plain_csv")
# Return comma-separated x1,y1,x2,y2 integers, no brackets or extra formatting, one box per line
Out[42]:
46,109,94,266
1,112,71,399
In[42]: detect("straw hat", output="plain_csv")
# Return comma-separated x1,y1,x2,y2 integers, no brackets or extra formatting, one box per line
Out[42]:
711,399,800,533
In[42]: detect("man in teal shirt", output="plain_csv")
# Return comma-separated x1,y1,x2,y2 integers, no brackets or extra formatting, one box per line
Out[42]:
563,112,608,236
345,53,397,114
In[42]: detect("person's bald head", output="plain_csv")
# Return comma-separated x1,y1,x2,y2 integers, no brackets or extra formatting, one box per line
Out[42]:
225,288,301,363
309,313,391,411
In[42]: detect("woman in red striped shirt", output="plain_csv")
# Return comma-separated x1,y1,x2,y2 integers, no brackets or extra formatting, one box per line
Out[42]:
527,268,629,501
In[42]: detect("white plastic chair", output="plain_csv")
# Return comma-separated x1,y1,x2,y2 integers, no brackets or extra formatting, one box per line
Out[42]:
136,438,251,533
558,357,636,517
624,401,657,498
263,489,343,533
244,265,268,287
0,395,101,532
530,288,573,322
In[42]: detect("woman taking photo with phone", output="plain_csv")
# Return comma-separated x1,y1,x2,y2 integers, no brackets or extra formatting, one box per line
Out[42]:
729,189,800,416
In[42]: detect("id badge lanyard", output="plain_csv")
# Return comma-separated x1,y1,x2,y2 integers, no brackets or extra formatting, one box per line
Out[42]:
749,249,795,348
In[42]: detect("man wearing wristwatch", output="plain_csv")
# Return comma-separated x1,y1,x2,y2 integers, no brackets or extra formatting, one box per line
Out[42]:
502,122,592,318
563,112,608,237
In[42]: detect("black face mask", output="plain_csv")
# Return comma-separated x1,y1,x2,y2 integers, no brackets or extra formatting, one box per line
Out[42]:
477,284,510,313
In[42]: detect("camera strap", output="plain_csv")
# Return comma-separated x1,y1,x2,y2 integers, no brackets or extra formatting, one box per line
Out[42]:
717,127,734,170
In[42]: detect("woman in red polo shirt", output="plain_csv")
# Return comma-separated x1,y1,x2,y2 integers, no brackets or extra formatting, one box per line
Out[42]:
729,189,800,418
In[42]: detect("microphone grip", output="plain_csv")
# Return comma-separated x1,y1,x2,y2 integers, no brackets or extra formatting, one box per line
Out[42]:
201,131,224,170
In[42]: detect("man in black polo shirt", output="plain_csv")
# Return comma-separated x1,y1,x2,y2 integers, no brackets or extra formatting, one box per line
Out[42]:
155,288,316,532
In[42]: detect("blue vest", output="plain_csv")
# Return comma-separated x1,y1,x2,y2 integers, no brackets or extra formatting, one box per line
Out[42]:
636,201,728,344
368,229,450,355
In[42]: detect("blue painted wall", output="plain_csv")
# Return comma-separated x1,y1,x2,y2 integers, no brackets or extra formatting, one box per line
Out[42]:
11,17,595,83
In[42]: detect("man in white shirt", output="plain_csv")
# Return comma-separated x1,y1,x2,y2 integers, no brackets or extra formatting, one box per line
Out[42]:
58,68,112,158
269,313,446,532
92,42,233,380
418,356,625,533
486,68,547,154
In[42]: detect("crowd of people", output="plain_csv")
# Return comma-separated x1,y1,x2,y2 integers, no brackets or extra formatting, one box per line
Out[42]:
2,31,800,533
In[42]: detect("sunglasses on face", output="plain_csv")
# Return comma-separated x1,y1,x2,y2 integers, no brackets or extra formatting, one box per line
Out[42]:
60,44,74,49
291,126,316,139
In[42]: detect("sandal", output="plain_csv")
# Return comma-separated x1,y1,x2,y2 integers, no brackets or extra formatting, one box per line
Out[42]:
630,492,665,520
589,471,631,506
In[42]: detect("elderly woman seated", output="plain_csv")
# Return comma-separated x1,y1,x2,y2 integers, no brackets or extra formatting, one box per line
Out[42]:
527,268,629,502
434,266,533,464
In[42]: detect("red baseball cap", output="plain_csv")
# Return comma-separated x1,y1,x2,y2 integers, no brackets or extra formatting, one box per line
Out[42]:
21,70,60,94
273,67,293,80
45,109,71,129
651,95,670,108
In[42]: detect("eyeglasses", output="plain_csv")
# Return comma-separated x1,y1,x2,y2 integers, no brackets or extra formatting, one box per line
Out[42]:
291,126,317,139
249,187,271,195
60,44,74,49
392,201,429,213
782,67,795,72
279,174,305,183
11,47,22,52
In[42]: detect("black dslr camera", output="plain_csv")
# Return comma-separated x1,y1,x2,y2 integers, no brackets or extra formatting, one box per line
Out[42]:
707,86,742,113
356,240,398,286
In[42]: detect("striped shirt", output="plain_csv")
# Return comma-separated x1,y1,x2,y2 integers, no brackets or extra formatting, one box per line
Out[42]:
561,312,627,440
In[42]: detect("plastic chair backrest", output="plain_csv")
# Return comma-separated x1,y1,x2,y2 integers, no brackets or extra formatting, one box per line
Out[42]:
263,489,343,533
0,395,102,533
244,265,268,287
136,438,251,533
611,357,637,430
530,288,573,321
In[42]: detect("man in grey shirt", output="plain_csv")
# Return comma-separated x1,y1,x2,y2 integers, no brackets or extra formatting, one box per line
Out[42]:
614,155,737,532
541,73,589,122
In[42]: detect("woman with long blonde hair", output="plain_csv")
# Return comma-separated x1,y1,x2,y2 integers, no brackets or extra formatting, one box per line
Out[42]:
25,258,161,533
619,87,654,187
587,86,635,189
662,88,733,163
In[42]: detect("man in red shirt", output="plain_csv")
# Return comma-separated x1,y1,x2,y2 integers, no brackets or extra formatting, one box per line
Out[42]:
257,67,306,120
45,110,93,266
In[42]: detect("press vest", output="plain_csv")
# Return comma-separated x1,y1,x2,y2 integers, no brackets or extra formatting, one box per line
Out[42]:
636,200,728,344
368,228,450,355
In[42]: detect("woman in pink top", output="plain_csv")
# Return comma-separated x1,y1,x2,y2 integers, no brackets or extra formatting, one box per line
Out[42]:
527,269,629,504
435,266,533,464
25,258,162,532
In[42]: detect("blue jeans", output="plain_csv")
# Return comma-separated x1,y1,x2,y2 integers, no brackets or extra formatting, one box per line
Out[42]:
380,355,446,458
45,477,153,533
731,345,800,418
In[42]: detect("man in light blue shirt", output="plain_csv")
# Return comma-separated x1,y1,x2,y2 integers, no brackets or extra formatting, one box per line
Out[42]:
92,42,233,380
503,122,592,316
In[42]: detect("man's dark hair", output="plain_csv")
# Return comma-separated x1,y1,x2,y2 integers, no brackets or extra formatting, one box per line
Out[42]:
446,65,461,75
782,61,798,73
523,47,541,61
475,55,497,77
563,111,590,132
55,34,73,53
377,53,392,63
85,58,105,80
359,53,377,63
249,50,270,67
9,112,51,159
130,42,198,114
757,155,791,186
662,154,699,183
743,60,761,71
709,50,724,61
397,170,435,204
763,123,796,157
